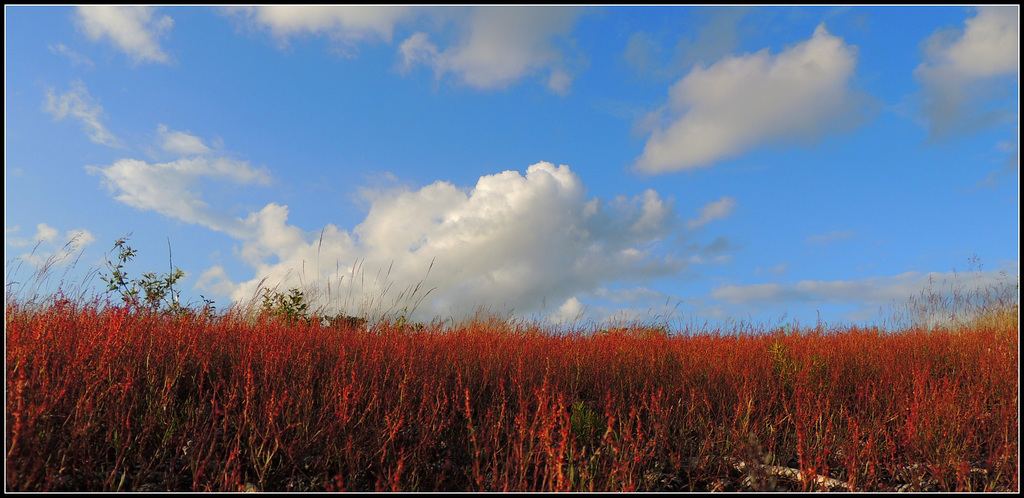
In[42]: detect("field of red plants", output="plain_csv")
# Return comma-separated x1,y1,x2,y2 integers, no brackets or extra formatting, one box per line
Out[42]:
6,292,1018,492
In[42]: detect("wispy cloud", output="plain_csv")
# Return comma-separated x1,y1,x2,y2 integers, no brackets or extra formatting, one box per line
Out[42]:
157,124,214,156
623,7,751,79
754,263,789,276
915,6,1019,139
687,196,737,229
709,266,1018,323
43,80,123,148
75,6,175,64
48,43,95,68
973,134,1020,189
633,23,874,174
85,156,273,238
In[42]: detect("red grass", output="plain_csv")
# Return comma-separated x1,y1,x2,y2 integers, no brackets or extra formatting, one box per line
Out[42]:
5,299,1019,491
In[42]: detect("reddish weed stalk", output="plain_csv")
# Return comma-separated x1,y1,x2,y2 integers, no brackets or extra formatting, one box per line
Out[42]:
5,249,1018,491
6,297,1017,492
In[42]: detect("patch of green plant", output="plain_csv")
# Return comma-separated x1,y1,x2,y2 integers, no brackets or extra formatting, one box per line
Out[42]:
569,400,603,445
260,287,312,324
391,306,425,331
321,314,368,330
767,340,799,396
100,233,194,315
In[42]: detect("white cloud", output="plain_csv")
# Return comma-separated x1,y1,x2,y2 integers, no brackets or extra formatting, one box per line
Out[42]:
9,224,96,269
43,80,122,148
208,162,690,322
89,149,736,322
547,68,573,96
399,6,582,92
227,5,415,56
687,196,737,229
75,6,174,64
32,223,60,244
553,296,586,323
85,157,273,238
194,266,238,297
915,6,1019,138
64,228,96,248
633,23,872,174
157,124,213,155
5,226,28,248
228,6,582,92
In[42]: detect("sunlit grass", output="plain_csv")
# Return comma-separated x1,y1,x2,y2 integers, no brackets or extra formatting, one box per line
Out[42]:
5,242,1019,492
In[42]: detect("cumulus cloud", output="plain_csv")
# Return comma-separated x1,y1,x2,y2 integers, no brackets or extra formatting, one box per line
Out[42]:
32,223,60,244
915,6,1019,139
75,6,174,64
208,162,694,322
553,296,586,323
399,6,582,92
633,23,873,174
157,124,213,156
43,80,122,148
85,157,273,238
687,196,737,229
89,147,737,322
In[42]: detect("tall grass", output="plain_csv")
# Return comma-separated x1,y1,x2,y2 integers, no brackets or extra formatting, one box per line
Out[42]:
883,256,1018,334
5,248,1019,492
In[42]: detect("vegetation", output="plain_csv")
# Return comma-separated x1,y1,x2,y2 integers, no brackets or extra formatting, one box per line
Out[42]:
5,238,1019,492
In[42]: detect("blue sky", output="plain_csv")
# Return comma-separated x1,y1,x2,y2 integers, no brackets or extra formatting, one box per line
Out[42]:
4,6,1019,328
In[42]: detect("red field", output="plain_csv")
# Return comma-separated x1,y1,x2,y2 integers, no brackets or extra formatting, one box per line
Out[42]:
5,295,1018,492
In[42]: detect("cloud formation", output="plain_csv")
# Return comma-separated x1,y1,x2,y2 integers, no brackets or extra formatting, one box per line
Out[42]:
43,80,122,148
225,6,582,93
48,43,95,68
75,6,174,64
633,23,873,174
157,124,213,156
709,265,1018,325
399,6,582,93
214,162,689,322
86,150,708,322
85,156,273,238
915,6,1019,139
6,224,96,268
687,196,737,229
623,7,750,79
227,5,415,56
